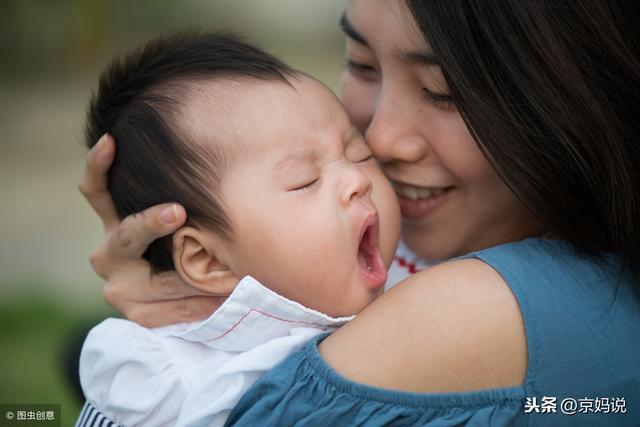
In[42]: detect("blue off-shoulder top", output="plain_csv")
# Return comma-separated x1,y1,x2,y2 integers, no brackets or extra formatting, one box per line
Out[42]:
226,238,640,426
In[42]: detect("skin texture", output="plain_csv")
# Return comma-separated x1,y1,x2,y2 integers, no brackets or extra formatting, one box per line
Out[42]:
341,0,544,261
79,0,535,391
316,0,533,392
320,259,528,392
171,76,400,317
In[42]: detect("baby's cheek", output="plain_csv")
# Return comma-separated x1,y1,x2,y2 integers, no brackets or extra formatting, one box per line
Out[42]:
371,175,401,266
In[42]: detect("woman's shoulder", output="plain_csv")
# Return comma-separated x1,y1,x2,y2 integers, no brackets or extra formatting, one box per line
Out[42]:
320,255,528,394
227,331,527,426
227,238,640,425
322,236,640,399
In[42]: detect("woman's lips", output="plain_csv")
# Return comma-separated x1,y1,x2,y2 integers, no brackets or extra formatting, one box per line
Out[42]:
391,181,453,220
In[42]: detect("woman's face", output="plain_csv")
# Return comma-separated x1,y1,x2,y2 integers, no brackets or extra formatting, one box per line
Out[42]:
341,0,544,261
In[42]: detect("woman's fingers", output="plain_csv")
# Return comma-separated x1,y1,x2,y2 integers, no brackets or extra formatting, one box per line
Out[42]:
120,296,226,328
89,240,111,280
89,203,186,282
98,246,220,328
109,203,187,259
102,269,212,307
79,134,207,328
149,270,213,299
78,134,119,232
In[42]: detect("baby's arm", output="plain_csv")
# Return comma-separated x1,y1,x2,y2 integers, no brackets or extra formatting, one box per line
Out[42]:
80,318,191,427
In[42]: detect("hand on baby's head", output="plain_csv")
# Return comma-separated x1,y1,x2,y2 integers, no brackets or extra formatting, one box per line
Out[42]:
85,31,295,274
87,31,400,318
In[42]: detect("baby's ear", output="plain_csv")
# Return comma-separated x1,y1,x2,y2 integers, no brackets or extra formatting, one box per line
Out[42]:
172,226,239,296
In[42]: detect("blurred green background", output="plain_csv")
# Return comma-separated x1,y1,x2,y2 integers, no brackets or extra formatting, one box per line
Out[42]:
0,1,346,424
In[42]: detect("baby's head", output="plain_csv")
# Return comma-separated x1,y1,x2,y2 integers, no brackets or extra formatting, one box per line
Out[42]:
85,32,400,316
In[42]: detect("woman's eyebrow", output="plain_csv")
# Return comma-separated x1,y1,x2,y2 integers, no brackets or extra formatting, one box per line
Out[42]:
340,13,369,46
397,50,440,66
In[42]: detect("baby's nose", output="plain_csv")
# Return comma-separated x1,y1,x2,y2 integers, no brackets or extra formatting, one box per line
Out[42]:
341,163,372,206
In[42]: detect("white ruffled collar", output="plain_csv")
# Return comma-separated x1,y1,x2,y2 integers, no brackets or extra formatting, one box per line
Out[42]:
162,276,353,352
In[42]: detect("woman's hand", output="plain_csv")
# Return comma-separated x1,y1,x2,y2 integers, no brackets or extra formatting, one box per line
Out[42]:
79,134,225,327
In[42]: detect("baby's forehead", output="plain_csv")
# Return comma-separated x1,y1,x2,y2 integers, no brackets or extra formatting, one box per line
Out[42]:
179,77,283,122
173,73,347,172
179,72,331,120
177,74,331,141
179,77,292,132
172,78,284,152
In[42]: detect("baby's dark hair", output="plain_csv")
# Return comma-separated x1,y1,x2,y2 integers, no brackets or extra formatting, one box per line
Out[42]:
85,31,295,272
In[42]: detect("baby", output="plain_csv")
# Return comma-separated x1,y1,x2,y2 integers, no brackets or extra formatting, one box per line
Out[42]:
79,32,400,427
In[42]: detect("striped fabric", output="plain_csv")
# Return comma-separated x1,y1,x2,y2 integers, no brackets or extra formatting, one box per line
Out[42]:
75,401,118,427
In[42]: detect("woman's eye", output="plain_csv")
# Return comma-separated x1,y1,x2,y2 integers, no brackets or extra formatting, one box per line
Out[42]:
345,59,378,79
291,178,319,192
422,88,457,111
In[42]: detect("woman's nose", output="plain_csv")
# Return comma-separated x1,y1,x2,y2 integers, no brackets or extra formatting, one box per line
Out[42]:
365,92,430,164
341,164,372,206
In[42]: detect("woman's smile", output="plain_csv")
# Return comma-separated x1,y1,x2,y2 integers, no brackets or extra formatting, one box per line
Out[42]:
390,180,454,220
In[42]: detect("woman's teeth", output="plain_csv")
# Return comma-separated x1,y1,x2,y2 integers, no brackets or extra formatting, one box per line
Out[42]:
392,182,447,200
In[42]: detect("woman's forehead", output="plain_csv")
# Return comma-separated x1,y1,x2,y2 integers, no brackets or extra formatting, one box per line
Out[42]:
345,0,427,54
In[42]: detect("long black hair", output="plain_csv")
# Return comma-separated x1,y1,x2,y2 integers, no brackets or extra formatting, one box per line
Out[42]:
407,0,640,283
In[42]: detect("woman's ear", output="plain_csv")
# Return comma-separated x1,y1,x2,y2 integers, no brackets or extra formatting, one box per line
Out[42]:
172,226,239,296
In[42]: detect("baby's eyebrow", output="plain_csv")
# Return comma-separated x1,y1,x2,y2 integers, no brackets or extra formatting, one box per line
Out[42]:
272,150,316,177
272,129,361,178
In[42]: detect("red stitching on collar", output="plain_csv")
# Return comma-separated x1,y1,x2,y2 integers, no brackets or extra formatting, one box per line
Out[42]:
394,256,419,274
208,308,333,341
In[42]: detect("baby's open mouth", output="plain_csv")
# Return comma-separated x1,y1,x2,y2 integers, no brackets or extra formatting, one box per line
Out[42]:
357,213,387,288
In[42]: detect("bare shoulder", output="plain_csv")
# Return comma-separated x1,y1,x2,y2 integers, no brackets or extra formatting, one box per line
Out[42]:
319,258,527,393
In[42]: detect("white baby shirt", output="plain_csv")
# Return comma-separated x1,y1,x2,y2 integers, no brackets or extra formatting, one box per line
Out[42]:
79,276,353,427
385,239,433,291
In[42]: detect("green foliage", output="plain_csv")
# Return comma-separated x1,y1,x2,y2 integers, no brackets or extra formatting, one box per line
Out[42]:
0,295,110,426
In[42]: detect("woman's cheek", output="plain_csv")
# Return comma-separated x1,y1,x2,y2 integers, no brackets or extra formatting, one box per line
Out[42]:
433,115,495,181
340,72,376,132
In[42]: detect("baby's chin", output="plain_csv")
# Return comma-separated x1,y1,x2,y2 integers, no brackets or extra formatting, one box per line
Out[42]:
336,288,383,318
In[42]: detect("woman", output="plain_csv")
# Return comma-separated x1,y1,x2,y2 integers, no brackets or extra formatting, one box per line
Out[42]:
78,0,640,425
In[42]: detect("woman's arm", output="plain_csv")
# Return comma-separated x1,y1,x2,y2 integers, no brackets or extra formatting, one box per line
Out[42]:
226,259,528,425
78,134,225,327
319,258,528,393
